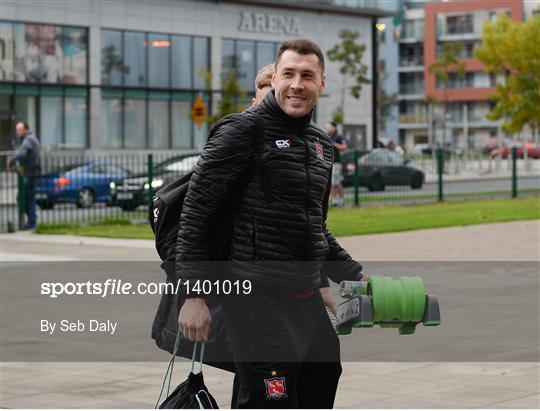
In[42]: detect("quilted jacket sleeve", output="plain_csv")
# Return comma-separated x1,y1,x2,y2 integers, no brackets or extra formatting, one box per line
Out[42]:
320,166,363,284
175,119,255,295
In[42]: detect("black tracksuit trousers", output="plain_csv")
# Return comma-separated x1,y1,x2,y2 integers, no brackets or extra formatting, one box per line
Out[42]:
222,290,342,408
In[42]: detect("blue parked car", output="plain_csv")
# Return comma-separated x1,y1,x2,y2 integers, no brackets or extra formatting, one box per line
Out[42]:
36,161,132,209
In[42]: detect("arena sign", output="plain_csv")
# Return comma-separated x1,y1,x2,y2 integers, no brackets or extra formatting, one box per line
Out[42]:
238,12,301,36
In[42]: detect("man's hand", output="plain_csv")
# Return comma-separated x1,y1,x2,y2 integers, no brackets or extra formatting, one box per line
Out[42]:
178,298,211,342
358,271,368,282
320,287,337,317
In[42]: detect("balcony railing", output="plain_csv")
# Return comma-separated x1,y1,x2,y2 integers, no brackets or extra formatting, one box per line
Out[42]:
398,57,424,67
399,114,427,123
399,85,424,95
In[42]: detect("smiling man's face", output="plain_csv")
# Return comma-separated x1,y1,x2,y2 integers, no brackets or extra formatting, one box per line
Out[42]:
271,50,325,118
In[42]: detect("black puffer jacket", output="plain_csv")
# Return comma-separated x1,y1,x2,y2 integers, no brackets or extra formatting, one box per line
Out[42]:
175,91,362,292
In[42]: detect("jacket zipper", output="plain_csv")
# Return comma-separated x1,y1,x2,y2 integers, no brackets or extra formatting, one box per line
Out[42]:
302,135,311,261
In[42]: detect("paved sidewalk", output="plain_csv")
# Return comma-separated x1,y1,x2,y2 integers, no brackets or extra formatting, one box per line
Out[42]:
2,220,539,262
1,221,539,408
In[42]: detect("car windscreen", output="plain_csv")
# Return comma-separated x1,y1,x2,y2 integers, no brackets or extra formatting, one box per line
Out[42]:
155,156,200,174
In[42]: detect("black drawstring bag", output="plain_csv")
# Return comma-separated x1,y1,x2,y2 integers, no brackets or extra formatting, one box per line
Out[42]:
156,332,219,409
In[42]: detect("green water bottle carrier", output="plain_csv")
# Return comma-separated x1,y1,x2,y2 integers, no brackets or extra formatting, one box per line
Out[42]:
335,276,441,335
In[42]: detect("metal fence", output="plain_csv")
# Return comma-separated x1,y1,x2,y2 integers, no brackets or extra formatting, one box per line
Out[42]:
1,147,538,233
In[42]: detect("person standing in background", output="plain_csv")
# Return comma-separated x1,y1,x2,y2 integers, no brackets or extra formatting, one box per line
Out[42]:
8,121,41,230
325,121,347,207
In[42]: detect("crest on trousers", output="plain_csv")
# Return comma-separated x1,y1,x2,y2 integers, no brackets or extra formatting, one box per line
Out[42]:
264,377,287,400
315,142,324,160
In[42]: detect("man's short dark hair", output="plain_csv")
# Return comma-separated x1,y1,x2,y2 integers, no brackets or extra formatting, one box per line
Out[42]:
275,39,325,74
16,121,30,130
329,121,337,128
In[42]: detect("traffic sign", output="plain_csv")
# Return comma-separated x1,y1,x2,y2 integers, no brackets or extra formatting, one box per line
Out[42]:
192,95,206,128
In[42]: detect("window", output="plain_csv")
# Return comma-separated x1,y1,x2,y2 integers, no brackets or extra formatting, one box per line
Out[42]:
171,35,191,89
100,29,209,90
101,95,122,148
399,101,426,123
148,97,169,148
124,31,146,87
399,73,424,95
399,43,424,67
172,92,192,149
436,72,473,88
402,19,424,39
446,15,473,35
101,30,123,85
193,37,209,89
148,33,170,88
221,39,279,92
100,89,210,149
64,96,86,148
388,151,404,166
124,96,146,148
257,42,276,68
1,84,87,149
437,40,479,59
40,96,63,148
0,21,88,84
236,40,256,91
14,96,37,133
377,28,386,44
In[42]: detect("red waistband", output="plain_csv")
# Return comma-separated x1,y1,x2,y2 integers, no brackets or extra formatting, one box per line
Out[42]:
286,290,316,299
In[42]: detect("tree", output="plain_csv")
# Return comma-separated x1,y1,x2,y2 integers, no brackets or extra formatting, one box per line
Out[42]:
475,13,540,136
101,45,128,83
377,69,398,133
327,29,370,125
428,41,465,148
198,67,247,125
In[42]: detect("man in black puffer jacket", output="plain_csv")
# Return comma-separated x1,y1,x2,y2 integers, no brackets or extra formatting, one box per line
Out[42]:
177,39,365,408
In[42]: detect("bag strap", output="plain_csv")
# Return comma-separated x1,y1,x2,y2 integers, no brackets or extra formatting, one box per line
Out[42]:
155,330,182,408
190,341,205,374
155,332,208,409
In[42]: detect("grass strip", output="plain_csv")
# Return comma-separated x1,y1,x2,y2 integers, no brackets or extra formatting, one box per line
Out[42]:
36,197,539,239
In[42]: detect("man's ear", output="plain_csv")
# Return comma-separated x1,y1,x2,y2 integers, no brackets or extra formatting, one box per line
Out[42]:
251,97,257,106
271,72,277,89
319,73,326,95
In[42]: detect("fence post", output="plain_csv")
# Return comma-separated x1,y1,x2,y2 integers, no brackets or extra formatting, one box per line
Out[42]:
437,148,444,202
512,146,517,198
353,149,360,207
147,153,154,207
17,172,25,230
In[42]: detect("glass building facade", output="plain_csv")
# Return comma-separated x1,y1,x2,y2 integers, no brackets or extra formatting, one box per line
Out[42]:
0,22,213,150
99,29,210,149
0,21,88,149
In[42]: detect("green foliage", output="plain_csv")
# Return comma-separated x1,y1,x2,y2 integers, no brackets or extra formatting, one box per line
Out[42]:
377,69,399,132
327,30,370,121
332,106,344,125
200,68,247,125
428,41,466,92
475,14,540,134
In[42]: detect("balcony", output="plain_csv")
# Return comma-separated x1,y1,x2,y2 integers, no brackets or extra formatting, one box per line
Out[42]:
438,24,480,40
399,114,427,124
398,57,424,72
399,84,424,95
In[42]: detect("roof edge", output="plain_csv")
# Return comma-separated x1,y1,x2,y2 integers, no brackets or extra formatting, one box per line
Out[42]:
211,0,394,18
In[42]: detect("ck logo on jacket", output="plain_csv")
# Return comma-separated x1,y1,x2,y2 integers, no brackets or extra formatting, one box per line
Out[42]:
275,139,291,149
